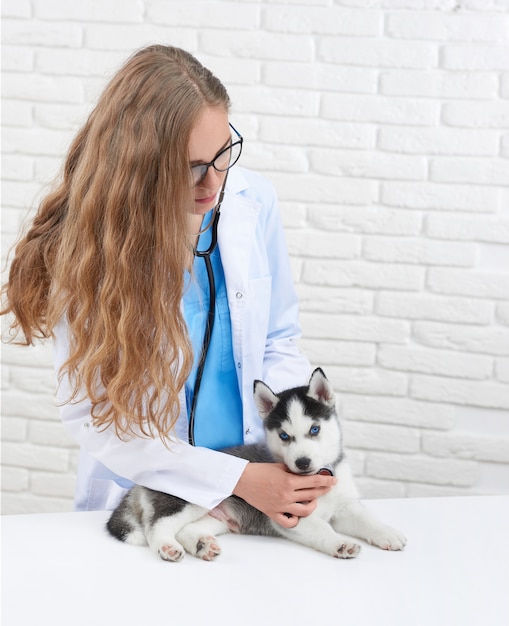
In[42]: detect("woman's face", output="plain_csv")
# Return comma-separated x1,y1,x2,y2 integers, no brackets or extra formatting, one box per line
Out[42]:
188,107,231,216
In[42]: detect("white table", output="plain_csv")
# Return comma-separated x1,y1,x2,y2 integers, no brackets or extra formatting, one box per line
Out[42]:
2,496,508,626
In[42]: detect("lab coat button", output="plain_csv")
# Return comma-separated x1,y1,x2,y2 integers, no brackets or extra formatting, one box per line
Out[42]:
236,292,243,299
83,422,90,429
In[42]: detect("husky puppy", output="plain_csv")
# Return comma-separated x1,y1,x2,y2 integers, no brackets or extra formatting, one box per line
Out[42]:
107,368,407,561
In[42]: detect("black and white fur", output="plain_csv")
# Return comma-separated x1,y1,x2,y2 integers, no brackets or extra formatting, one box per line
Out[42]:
107,368,407,561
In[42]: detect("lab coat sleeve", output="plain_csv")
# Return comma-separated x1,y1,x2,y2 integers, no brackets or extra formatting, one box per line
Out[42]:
53,320,248,510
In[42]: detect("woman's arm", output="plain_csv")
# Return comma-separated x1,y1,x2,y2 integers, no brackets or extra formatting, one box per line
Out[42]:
54,318,249,510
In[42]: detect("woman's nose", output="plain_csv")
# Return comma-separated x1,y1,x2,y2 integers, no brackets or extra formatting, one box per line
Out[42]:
200,166,223,189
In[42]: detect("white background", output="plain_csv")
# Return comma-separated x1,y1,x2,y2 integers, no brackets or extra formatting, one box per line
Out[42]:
2,0,509,514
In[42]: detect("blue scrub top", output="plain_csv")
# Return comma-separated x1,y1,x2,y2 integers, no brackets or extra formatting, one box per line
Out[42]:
183,211,244,450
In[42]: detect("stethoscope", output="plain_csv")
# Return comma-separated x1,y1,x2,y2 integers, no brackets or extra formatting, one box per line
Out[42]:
187,172,228,446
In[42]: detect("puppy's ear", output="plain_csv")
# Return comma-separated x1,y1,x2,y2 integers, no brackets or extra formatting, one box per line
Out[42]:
307,368,336,407
253,380,279,420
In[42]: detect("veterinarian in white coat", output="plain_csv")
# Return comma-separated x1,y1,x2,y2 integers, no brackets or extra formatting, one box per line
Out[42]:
54,165,312,512
6,46,335,527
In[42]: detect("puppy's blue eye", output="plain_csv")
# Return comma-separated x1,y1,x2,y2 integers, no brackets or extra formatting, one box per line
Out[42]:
310,425,320,436
279,432,290,441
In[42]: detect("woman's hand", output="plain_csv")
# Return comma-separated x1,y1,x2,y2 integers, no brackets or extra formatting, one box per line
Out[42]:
232,462,337,528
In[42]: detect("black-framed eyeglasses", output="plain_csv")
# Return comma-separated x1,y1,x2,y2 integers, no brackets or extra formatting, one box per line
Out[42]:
190,123,243,187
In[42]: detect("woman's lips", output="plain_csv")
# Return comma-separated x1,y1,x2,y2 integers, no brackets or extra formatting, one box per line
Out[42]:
195,192,217,205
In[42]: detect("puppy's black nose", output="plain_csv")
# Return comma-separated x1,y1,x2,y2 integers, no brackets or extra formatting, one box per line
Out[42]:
295,457,311,471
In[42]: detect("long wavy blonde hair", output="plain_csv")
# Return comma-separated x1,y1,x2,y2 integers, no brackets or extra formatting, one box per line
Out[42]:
2,45,230,441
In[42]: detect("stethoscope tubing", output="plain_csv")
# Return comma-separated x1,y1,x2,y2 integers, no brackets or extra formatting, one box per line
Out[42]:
188,173,227,446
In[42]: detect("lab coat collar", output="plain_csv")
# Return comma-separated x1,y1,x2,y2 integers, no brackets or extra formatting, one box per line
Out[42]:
217,167,260,293
225,165,249,194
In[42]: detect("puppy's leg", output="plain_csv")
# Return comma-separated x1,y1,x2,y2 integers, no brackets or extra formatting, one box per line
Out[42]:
146,504,208,562
277,516,361,559
332,500,407,551
177,515,229,561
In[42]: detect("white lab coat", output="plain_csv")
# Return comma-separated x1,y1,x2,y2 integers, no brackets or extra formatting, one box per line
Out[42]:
54,166,311,511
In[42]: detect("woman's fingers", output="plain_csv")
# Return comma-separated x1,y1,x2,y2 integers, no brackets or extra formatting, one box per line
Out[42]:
232,462,336,527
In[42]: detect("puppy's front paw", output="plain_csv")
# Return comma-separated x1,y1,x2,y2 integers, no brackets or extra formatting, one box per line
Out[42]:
335,541,361,559
195,535,221,561
368,525,407,551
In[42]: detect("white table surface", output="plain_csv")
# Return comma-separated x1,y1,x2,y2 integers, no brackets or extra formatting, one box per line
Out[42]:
2,495,508,626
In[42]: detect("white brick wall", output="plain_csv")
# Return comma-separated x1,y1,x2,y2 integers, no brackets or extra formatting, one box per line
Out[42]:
2,0,508,514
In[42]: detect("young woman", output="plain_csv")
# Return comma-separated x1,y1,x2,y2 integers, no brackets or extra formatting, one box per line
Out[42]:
2,45,335,528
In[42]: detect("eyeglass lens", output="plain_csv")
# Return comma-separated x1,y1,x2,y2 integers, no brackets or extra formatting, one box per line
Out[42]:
191,130,243,186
